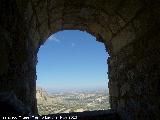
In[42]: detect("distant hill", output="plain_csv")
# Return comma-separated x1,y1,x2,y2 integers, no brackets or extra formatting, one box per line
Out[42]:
36,87,48,103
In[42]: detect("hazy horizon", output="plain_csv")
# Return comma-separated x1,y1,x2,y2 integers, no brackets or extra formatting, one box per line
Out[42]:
36,85,109,92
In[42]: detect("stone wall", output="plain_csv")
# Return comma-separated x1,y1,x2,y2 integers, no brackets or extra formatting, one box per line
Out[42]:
108,7,160,120
0,0,160,119
0,0,37,113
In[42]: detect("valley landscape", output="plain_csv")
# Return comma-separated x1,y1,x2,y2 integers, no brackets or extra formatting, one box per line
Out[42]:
36,87,110,115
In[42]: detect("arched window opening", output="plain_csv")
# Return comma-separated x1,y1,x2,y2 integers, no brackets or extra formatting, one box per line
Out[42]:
36,30,110,115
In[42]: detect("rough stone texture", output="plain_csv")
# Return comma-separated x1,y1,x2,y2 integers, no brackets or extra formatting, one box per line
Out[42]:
108,24,160,120
0,92,32,116
0,0,160,119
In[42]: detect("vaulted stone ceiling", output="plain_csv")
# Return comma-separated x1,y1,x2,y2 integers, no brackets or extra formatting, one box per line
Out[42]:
22,0,148,55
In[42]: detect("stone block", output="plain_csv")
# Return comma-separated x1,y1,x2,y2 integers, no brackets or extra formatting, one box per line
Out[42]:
108,15,126,34
133,8,155,39
117,0,143,22
35,1,48,24
112,23,135,54
120,83,130,96
39,21,50,42
50,19,63,33
50,8,63,24
109,81,119,97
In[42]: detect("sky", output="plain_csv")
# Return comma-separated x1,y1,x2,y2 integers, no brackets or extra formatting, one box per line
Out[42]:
36,30,109,91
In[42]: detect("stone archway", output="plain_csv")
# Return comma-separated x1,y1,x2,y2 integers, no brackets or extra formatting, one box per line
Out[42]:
0,0,160,119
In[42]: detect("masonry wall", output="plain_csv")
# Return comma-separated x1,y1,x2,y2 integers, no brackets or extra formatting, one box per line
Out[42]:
0,0,37,113
108,5,160,119
0,0,160,119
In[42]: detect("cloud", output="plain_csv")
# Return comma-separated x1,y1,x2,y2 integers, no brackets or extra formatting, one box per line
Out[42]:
47,35,60,43
71,43,75,47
